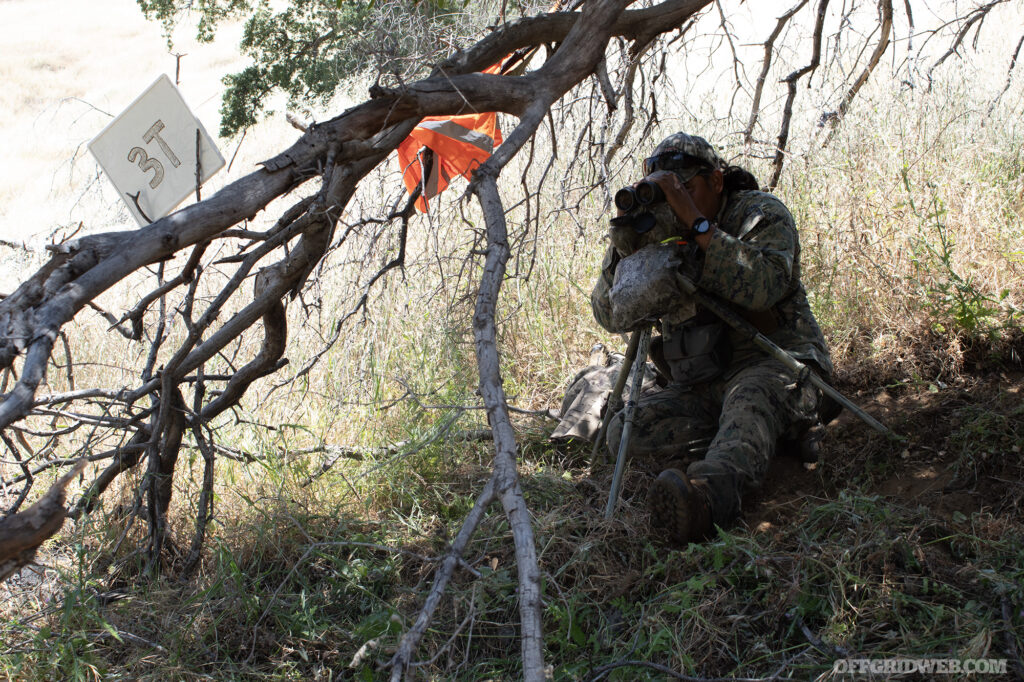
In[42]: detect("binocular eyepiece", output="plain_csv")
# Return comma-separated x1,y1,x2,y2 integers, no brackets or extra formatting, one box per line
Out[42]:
614,180,665,213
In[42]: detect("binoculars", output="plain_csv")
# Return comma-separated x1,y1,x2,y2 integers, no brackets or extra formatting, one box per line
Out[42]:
614,180,665,213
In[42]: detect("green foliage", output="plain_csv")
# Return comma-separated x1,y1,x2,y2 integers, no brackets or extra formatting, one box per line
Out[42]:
1,545,121,681
9,3,1024,678
901,169,1021,339
139,0,497,136
6,398,1024,679
137,0,252,45
220,65,275,137
949,400,1024,483
221,0,378,137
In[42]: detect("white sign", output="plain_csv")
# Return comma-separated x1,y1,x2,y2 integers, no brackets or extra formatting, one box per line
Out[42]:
88,74,225,226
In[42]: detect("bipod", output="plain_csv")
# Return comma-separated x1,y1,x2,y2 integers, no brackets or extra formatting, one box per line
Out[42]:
603,325,652,520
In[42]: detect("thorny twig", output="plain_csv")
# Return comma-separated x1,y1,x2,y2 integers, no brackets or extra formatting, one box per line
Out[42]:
988,33,1024,116
820,0,893,147
743,0,810,149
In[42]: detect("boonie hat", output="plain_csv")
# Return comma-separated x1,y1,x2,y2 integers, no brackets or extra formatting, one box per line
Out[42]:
644,132,724,182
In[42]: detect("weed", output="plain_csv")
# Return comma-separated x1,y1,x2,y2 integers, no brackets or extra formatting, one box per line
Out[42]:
902,170,1019,339
3,2,1024,680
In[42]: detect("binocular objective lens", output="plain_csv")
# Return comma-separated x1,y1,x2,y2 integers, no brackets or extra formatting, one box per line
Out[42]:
635,180,664,204
614,187,637,212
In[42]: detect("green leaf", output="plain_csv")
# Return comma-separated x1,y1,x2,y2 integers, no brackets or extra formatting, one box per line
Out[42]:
570,621,586,646
101,621,123,643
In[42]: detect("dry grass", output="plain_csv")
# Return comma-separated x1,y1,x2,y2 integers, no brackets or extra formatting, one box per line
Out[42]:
5,385,1022,679
2,1,1024,679
0,0,255,254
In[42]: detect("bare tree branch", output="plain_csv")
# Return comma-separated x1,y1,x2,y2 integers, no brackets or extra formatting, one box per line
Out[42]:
768,0,829,189
472,170,547,680
988,32,1024,115
388,477,496,681
0,0,709,433
821,0,893,147
743,0,811,149
388,2,714,677
926,0,1010,91
0,460,85,581
604,37,660,168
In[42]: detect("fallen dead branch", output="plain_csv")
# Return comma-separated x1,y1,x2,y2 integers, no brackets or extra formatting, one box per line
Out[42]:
0,461,85,582
1,0,1012,677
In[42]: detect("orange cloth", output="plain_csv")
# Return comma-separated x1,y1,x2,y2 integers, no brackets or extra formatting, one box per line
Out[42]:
397,64,505,211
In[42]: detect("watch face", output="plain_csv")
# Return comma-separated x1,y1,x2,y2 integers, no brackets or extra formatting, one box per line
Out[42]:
693,218,711,234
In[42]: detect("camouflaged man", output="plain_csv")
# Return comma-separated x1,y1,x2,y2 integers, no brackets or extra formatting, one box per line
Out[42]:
591,132,835,547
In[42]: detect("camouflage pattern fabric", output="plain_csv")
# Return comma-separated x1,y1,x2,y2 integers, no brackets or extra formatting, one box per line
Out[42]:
610,200,693,257
591,246,625,333
650,132,723,170
551,353,659,442
591,187,833,527
697,189,832,375
604,358,821,525
606,244,699,331
593,189,832,376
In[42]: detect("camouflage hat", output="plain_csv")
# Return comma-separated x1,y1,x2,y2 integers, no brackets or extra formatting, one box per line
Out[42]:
644,132,723,181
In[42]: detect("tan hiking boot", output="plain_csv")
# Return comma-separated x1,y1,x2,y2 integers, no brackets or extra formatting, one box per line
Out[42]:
647,468,713,547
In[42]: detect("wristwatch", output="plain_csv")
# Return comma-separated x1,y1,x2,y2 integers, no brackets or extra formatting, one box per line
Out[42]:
691,217,712,235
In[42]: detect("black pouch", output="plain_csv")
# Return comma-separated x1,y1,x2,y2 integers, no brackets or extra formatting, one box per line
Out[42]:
662,322,731,386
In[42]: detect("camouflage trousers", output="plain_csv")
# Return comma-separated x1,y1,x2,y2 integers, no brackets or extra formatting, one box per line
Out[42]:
605,358,821,526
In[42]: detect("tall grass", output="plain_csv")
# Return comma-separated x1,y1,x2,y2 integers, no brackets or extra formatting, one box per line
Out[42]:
2,3,1024,679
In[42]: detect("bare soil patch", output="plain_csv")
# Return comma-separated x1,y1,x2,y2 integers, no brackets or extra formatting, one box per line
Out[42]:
746,359,1024,534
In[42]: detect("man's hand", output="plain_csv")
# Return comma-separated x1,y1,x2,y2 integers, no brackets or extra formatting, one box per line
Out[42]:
645,170,717,250
645,170,699,223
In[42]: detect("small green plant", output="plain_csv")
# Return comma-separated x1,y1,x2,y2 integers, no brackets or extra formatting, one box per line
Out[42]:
948,401,1024,483
2,545,121,682
902,169,1019,339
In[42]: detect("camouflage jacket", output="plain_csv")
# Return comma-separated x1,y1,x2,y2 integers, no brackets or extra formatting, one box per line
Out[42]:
591,189,833,378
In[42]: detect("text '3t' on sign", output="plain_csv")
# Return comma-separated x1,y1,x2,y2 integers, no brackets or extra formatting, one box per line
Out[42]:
88,74,225,226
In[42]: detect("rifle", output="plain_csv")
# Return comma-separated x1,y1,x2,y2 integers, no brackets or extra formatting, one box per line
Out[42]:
673,272,897,439
600,270,898,518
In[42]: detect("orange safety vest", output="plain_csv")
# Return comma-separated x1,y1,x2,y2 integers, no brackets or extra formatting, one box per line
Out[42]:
397,63,505,212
